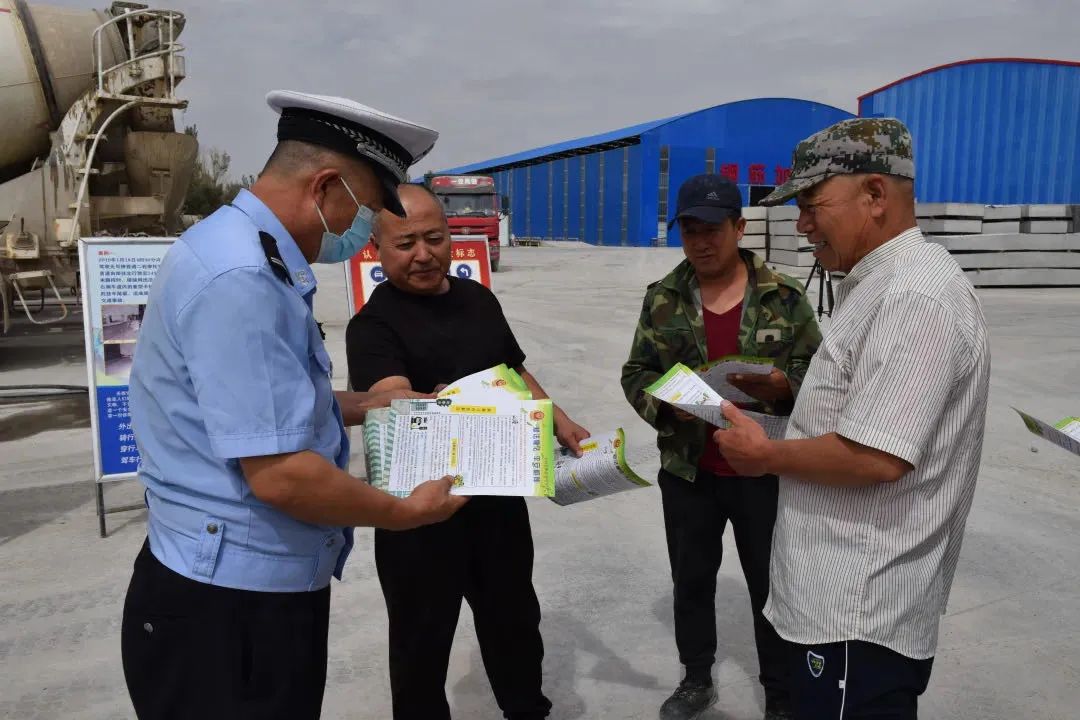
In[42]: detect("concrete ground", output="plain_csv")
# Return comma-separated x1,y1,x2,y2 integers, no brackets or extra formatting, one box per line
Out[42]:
1,245,1078,719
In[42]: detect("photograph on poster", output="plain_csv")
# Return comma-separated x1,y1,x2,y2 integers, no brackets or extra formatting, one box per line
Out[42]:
101,304,146,344
103,342,135,380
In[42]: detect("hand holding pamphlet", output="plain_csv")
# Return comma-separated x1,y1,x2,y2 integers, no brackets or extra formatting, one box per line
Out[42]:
363,365,650,501
645,362,789,440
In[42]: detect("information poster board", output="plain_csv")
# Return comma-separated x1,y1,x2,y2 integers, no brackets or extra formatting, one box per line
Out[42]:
78,237,173,482
345,239,492,316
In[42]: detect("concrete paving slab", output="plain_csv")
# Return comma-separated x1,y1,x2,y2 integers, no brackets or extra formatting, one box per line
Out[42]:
916,203,986,219
931,234,1080,252
1,246,1078,720
769,235,812,252
767,206,799,221
982,220,1022,234
767,220,803,236
767,249,816,267
1022,220,1072,234
1023,205,1071,219
964,268,1080,286
985,205,1023,221
918,219,983,235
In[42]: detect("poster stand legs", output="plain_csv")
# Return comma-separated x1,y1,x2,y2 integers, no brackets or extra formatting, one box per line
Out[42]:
95,482,106,538
94,479,145,538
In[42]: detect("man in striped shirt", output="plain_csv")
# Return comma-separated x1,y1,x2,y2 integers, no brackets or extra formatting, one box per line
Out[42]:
713,118,991,720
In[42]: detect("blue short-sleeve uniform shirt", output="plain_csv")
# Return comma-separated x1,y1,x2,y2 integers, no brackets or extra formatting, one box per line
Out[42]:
129,189,353,592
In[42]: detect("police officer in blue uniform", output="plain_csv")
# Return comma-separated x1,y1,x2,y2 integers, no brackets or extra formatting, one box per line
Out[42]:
121,91,467,719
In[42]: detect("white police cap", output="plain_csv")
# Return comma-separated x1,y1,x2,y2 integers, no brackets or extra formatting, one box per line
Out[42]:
266,90,439,216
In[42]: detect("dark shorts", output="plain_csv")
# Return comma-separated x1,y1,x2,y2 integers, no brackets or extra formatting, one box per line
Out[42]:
789,640,934,720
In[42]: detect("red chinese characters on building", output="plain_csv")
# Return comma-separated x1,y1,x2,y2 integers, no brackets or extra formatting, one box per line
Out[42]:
749,164,766,185
720,163,739,183
775,166,792,185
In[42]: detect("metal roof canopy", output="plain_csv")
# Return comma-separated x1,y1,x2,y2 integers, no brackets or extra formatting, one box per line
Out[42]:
436,97,851,176
437,111,693,175
857,57,1080,105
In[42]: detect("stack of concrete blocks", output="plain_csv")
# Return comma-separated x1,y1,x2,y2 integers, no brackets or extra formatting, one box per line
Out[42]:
766,205,815,268
739,206,767,251
983,205,1022,234
916,203,983,236
930,204,1079,287
1021,205,1073,234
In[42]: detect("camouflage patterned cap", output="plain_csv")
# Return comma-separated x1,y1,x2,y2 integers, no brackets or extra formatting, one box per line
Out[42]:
760,117,915,206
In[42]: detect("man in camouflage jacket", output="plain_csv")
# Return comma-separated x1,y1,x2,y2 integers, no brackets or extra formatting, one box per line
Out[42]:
622,251,821,482
621,174,820,720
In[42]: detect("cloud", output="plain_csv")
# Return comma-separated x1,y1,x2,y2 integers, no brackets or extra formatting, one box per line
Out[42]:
42,0,1079,178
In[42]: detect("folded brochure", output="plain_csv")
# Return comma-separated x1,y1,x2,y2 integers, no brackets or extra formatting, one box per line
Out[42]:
697,355,775,405
362,365,649,502
436,363,532,400
1015,407,1080,458
644,362,789,439
553,428,650,506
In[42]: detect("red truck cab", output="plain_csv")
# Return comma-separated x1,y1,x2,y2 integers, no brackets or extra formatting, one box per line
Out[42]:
427,175,502,271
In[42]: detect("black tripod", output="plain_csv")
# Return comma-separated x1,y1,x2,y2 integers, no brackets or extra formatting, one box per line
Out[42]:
805,258,835,319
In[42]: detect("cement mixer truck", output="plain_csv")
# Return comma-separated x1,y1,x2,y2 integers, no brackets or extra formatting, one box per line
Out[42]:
0,0,196,335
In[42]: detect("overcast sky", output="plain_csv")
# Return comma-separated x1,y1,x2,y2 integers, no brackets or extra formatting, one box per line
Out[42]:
53,0,1078,178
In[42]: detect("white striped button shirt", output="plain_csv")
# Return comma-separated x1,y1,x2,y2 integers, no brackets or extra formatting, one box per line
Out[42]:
763,227,990,660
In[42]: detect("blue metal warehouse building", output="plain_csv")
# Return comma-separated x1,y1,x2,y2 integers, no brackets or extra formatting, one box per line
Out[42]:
438,98,853,247
859,58,1080,204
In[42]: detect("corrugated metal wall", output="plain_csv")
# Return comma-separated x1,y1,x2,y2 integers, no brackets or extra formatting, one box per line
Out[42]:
602,147,623,245
583,153,600,244
566,157,581,241
486,99,852,247
497,166,531,237
638,134,662,245
653,99,853,246
627,144,644,246
531,162,551,239
859,60,1080,204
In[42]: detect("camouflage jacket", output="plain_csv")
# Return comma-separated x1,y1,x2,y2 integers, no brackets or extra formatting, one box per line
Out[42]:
620,249,822,483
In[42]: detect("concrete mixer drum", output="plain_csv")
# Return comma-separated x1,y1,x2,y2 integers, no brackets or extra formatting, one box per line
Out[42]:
0,0,195,333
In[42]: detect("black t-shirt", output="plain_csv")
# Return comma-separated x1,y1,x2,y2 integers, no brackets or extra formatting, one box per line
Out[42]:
346,277,526,393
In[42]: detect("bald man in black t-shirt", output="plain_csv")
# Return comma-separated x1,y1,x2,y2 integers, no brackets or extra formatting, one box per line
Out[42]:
346,183,589,720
